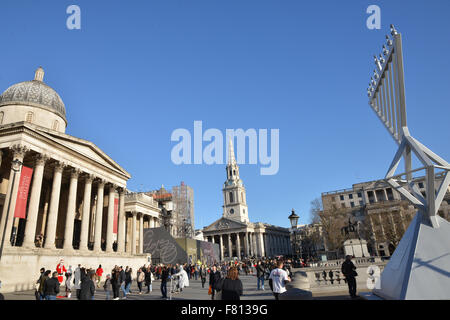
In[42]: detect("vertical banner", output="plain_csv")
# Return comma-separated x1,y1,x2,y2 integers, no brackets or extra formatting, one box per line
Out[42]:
113,198,119,234
14,166,34,219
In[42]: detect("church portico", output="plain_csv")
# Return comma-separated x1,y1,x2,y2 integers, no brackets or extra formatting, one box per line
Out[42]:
202,139,291,260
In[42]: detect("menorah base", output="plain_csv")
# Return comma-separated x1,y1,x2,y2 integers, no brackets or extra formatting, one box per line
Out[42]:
373,211,450,299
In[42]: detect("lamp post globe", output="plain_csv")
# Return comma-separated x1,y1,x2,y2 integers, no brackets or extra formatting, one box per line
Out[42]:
288,209,299,229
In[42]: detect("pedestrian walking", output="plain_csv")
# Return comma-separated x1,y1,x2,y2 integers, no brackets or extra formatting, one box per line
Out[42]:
37,269,50,300
220,267,243,300
103,274,112,300
123,268,133,298
144,266,153,293
65,266,73,298
79,271,96,300
341,255,359,298
209,265,222,300
96,264,103,288
256,261,265,291
43,271,60,300
174,265,189,292
137,268,145,294
160,266,169,299
269,260,291,300
200,265,207,288
111,267,121,300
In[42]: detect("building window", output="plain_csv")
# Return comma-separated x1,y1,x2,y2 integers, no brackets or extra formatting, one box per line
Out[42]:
350,202,355,208
25,112,34,123
230,209,234,214
357,192,362,198
229,192,234,203
340,195,344,201
349,194,353,199
359,201,364,206
418,182,424,189
241,192,244,203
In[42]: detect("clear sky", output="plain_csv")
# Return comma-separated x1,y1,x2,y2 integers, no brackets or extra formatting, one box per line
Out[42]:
1,0,449,229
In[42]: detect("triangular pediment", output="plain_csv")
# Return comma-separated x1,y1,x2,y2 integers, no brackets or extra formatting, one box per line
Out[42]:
34,126,130,178
203,217,248,232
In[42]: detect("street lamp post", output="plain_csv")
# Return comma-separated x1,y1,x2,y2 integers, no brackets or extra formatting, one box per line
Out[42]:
288,209,300,263
0,159,23,262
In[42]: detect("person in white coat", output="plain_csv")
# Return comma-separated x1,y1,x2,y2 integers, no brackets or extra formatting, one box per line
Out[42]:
65,266,73,298
174,266,189,292
73,264,82,297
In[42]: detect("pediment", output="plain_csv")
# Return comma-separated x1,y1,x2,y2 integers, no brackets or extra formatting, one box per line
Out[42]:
35,127,130,178
203,217,248,232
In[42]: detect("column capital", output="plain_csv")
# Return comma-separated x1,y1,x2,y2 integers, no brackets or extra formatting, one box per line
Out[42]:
84,173,96,183
10,144,29,160
109,183,118,192
119,187,127,195
131,210,138,216
70,168,82,179
96,178,107,187
52,161,67,173
34,153,50,166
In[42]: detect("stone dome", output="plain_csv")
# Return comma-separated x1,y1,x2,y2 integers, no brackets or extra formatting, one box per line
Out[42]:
0,67,66,120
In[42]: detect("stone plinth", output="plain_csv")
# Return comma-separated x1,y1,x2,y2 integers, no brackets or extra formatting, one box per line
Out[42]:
344,239,369,258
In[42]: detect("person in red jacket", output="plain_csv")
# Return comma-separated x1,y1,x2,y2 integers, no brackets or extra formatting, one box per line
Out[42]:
56,259,67,285
95,265,104,288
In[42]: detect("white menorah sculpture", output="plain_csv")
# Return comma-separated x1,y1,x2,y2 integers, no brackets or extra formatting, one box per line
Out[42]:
367,25,450,300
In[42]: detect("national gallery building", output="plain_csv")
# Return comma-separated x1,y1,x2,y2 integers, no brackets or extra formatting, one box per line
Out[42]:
0,68,154,292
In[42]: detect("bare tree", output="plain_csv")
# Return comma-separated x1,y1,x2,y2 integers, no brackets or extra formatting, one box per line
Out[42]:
309,198,322,224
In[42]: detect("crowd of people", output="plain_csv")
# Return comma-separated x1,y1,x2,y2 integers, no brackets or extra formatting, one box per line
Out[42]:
35,256,362,301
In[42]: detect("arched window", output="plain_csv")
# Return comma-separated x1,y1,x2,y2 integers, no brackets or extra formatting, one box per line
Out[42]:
0,111,4,125
25,111,34,123
229,192,234,203
52,120,59,131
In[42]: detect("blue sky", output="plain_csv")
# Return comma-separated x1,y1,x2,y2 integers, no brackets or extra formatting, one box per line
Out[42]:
1,0,449,229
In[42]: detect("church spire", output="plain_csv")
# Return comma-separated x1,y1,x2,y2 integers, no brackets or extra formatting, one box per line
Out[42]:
228,138,237,165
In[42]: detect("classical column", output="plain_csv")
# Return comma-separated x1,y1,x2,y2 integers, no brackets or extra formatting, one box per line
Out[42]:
131,211,137,255
0,145,28,248
236,233,241,259
105,184,116,253
244,232,249,256
219,234,224,261
149,217,155,228
259,233,265,257
227,233,232,258
63,169,80,251
93,180,105,252
212,235,215,244
117,188,126,253
22,154,48,248
253,232,258,256
139,214,144,254
44,162,65,249
79,174,93,251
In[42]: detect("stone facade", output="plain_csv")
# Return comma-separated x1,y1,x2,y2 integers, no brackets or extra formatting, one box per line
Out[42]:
0,68,151,293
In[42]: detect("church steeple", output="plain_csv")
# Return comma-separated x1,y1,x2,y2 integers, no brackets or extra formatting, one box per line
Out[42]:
223,138,249,223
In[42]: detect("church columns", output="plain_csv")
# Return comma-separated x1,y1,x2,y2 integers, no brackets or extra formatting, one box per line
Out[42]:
63,169,80,251
22,154,47,248
105,184,116,253
227,233,232,258
117,189,126,253
44,162,65,249
244,232,249,256
258,233,265,257
79,174,93,251
219,234,224,261
236,233,241,259
93,180,105,252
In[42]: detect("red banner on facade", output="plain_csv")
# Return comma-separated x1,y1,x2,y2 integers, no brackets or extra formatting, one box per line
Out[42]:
14,166,33,219
113,198,119,234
